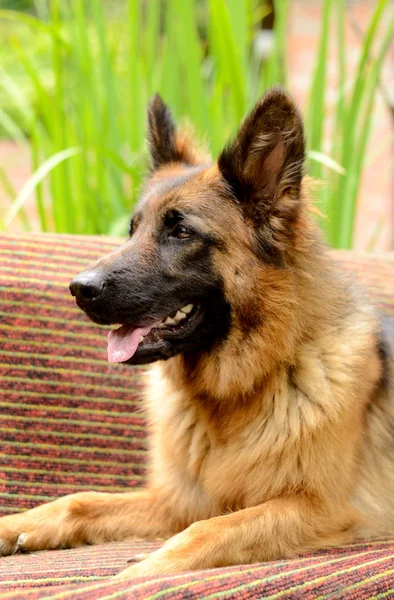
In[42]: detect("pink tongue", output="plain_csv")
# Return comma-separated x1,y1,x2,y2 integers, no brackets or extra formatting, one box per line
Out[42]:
107,324,153,363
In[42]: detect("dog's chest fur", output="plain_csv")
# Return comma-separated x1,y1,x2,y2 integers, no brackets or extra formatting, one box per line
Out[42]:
144,339,378,523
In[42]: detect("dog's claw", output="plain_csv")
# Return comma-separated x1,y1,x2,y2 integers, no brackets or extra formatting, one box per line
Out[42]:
126,552,150,564
16,533,27,550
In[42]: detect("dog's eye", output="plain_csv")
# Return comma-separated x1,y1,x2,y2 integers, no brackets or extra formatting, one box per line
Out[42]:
172,224,192,240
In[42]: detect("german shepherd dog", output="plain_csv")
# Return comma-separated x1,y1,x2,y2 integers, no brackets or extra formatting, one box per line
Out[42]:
1,89,393,578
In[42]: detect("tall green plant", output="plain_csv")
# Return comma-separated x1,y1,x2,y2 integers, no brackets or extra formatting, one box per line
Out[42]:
0,0,279,235
0,0,392,248
306,0,394,248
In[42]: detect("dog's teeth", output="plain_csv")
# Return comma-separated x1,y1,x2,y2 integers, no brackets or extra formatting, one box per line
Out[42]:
165,317,176,325
175,311,186,322
139,336,144,343
181,304,193,314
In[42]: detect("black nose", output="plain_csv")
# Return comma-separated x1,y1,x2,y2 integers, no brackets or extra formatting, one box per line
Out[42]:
69,271,106,302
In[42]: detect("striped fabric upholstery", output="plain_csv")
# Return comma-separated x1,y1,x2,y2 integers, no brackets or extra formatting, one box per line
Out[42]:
0,232,394,599
0,233,147,518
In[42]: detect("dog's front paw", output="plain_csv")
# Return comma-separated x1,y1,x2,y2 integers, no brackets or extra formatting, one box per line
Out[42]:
0,492,93,556
0,514,40,556
0,517,24,556
0,511,66,556
116,523,211,578
116,544,189,578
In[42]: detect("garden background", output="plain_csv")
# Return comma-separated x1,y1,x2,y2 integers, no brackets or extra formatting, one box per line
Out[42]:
0,0,393,250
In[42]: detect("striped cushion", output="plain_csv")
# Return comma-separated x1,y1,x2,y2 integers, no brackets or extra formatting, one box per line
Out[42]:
1,539,394,599
0,233,148,517
0,232,394,598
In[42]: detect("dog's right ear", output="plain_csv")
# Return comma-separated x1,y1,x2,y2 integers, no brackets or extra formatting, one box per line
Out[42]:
147,94,202,170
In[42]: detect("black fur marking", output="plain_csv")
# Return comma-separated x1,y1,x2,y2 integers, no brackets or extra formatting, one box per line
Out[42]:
128,214,141,238
254,232,285,268
164,209,182,229
73,229,232,365
157,210,224,250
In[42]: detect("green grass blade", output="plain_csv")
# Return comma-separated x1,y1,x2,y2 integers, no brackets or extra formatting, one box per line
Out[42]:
263,0,288,90
308,151,346,175
325,0,347,245
144,0,161,93
0,107,26,143
172,0,206,132
338,15,394,248
335,0,391,247
306,0,332,185
2,147,80,230
227,0,247,72
208,0,246,122
0,8,69,43
127,0,144,153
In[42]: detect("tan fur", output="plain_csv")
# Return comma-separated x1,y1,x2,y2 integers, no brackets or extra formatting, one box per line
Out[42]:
0,92,393,578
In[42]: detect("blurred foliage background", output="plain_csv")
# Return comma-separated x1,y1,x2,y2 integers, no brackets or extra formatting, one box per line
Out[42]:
0,0,392,249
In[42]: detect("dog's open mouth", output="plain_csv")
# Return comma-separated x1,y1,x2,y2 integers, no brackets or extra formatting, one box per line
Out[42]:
107,303,202,363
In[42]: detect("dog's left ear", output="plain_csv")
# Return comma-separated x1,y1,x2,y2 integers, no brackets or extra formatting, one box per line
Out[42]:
218,88,305,249
147,94,203,170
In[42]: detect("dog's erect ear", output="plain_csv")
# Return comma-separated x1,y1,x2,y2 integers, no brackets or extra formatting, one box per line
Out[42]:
147,94,203,170
218,88,305,253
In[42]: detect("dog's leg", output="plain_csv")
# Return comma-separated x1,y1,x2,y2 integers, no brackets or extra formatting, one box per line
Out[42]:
0,490,178,555
117,495,360,577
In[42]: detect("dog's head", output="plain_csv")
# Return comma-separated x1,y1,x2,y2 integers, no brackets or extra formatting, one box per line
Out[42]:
70,88,306,367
